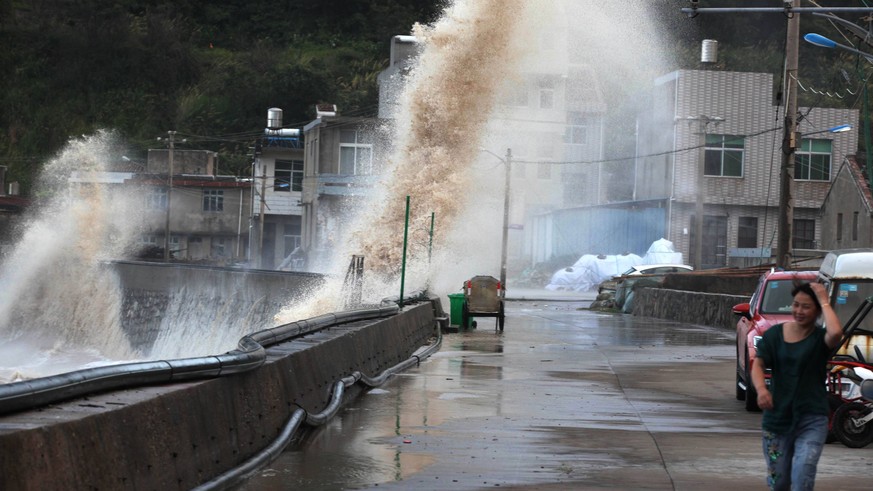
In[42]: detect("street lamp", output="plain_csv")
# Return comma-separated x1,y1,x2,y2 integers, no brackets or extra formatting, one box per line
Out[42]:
801,124,852,137
804,33,873,61
480,148,511,295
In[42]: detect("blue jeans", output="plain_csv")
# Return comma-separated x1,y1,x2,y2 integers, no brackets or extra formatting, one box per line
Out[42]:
762,414,828,491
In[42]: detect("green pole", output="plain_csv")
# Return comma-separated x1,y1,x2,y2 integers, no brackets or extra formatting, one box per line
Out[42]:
399,196,410,308
428,212,435,264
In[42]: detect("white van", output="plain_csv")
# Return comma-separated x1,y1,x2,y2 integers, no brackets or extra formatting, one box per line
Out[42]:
818,248,873,361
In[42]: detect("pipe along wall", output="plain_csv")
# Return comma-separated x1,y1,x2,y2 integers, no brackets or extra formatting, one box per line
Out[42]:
0,297,444,490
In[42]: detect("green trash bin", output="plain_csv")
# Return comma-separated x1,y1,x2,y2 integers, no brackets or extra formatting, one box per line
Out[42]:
447,293,465,328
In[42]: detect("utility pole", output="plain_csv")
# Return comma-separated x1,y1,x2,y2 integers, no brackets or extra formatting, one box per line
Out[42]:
163,130,176,261
685,115,723,270
257,162,267,269
777,0,800,270
500,149,511,294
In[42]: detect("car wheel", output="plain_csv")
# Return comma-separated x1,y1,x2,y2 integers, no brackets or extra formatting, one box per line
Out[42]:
744,351,760,412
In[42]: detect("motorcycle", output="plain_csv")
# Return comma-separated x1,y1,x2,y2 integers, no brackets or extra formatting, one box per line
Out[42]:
826,295,873,449
831,364,873,448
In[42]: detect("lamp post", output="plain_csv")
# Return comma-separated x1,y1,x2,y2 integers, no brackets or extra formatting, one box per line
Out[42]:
158,131,176,261
480,148,512,294
683,115,723,270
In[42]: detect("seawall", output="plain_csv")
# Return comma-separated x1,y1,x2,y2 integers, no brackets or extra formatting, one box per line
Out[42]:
0,300,440,490
113,260,325,353
633,287,748,331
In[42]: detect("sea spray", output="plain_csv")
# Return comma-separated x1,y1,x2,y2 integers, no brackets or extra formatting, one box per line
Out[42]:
0,131,142,374
0,0,675,370
275,0,530,323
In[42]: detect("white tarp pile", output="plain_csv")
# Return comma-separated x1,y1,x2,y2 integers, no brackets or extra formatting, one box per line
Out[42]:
544,239,685,292
642,238,683,265
545,253,642,292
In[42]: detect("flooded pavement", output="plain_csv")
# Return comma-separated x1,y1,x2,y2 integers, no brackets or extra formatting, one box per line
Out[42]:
239,301,873,490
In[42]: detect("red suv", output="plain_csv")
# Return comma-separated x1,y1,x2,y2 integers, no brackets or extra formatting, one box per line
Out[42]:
732,269,817,411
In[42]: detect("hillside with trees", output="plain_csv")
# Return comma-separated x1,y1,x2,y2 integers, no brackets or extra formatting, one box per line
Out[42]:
1,0,870,195
0,0,444,192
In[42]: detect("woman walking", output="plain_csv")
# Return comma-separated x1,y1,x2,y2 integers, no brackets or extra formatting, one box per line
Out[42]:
751,281,842,490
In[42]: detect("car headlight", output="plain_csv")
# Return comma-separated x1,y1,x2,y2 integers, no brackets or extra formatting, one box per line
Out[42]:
752,335,763,349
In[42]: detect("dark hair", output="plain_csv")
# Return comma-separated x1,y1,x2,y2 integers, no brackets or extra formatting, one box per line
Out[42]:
791,282,822,311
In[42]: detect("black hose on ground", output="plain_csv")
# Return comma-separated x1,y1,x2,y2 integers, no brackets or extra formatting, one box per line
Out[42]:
0,305,399,415
192,325,442,491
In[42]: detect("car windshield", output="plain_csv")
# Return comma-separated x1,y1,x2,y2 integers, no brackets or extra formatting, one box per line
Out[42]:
759,279,796,314
831,280,873,334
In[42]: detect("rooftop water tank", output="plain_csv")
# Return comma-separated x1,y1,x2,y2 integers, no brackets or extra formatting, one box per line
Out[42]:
267,108,283,130
701,39,718,64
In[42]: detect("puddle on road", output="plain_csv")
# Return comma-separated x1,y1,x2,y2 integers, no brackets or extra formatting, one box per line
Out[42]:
241,303,749,490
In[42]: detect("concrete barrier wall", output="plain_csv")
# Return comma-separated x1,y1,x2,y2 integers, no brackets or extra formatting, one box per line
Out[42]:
112,261,325,352
0,301,438,490
632,287,749,331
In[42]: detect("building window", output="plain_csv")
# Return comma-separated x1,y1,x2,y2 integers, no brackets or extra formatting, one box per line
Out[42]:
203,189,224,212
147,187,168,210
538,78,555,109
793,218,816,249
738,217,758,248
705,134,744,177
339,130,372,175
837,213,843,241
853,211,859,241
275,159,303,192
796,139,832,181
139,234,158,246
566,112,588,146
284,223,302,257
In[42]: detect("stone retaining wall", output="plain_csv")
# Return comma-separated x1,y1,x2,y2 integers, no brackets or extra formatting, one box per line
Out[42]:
633,287,748,331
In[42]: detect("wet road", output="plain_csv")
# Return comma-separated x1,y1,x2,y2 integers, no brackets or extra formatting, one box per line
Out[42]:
239,300,873,490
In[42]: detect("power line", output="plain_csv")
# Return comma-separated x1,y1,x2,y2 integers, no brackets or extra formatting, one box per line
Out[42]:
513,125,784,166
